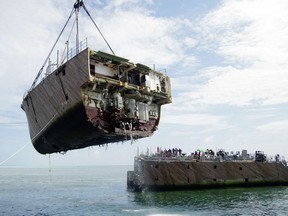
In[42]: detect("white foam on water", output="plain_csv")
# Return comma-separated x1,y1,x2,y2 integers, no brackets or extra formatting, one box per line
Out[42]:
147,214,188,216
122,209,147,213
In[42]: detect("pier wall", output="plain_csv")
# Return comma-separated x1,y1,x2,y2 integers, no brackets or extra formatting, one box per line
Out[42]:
128,160,288,190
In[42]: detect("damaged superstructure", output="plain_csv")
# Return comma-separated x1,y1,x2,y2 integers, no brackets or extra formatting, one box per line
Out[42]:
21,0,171,154
21,48,171,154
82,51,171,139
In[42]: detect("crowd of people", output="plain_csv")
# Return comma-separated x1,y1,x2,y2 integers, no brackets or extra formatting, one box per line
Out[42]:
144,147,286,165
154,148,248,160
156,147,220,159
157,147,183,157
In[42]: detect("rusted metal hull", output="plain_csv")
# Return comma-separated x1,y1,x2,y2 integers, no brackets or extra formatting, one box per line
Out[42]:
22,48,172,154
32,102,131,154
128,158,288,191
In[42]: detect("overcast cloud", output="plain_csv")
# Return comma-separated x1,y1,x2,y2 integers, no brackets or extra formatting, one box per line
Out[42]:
0,0,287,166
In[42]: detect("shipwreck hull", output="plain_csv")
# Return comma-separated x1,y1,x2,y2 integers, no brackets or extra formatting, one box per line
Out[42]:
128,158,288,191
32,102,129,154
22,48,171,154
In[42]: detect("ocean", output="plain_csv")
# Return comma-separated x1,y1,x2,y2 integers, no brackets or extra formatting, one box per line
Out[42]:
1,166,288,216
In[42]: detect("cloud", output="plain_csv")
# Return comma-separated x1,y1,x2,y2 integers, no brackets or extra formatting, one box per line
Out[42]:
257,120,288,134
186,0,288,107
0,0,287,165
162,112,226,126
0,0,193,122
180,66,288,106
0,0,71,119
86,2,194,68
198,0,288,63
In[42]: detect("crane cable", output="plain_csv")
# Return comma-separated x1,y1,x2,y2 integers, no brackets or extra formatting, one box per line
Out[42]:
82,3,115,55
29,6,76,91
29,0,115,92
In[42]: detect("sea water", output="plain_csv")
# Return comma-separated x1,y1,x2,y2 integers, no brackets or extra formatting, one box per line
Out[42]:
1,166,288,216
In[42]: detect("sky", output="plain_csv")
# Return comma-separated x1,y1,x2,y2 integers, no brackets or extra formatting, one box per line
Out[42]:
0,0,288,167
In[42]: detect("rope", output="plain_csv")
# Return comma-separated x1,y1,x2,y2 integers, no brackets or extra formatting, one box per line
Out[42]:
49,154,51,173
0,122,27,125
0,144,28,166
82,3,115,55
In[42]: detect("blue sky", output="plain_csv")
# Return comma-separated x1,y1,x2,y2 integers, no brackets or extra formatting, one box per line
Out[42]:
0,0,288,167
